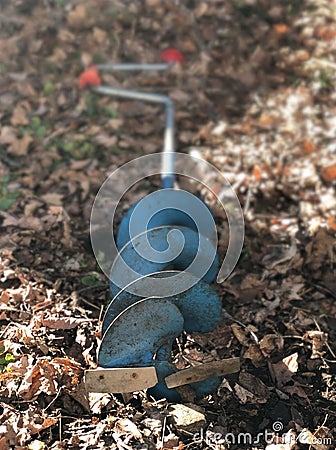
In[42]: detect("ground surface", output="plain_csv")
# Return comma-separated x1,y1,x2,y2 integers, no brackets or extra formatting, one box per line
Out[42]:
0,1,335,449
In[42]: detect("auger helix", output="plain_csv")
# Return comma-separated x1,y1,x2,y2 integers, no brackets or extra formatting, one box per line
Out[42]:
81,50,240,402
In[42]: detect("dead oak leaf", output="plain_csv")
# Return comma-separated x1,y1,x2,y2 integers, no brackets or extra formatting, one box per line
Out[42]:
29,417,58,435
305,229,335,273
10,103,30,126
18,358,58,400
42,316,87,330
88,392,113,415
233,383,257,404
231,323,249,346
52,357,83,377
114,418,143,441
67,4,87,29
0,436,8,450
243,344,265,367
0,404,58,447
47,48,67,66
321,163,336,183
0,126,17,145
282,382,308,400
41,193,63,206
303,331,328,359
8,134,33,156
93,27,108,44
67,379,90,411
259,334,284,357
269,352,298,387
238,372,270,403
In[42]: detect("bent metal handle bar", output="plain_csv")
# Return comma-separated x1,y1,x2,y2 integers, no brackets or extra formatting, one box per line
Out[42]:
94,84,175,189
78,52,184,189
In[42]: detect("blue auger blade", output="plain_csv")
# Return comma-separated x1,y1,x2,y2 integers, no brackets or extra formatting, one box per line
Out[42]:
116,189,215,250
98,297,184,369
110,226,219,298
102,271,221,336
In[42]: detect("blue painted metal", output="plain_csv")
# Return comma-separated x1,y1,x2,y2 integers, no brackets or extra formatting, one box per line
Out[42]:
99,291,223,401
98,297,184,368
99,222,224,400
116,189,215,250
102,271,221,336
110,226,219,298
99,194,223,400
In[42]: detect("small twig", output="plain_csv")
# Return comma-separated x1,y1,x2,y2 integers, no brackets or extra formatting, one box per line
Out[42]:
325,344,336,359
243,185,252,216
64,285,108,310
98,304,105,323
80,297,102,311
306,281,336,301
44,386,63,411
64,284,108,301
160,415,167,448
283,335,304,340
222,311,247,329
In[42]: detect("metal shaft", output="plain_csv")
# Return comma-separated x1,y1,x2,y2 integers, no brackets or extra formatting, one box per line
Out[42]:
96,62,173,72
93,63,176,189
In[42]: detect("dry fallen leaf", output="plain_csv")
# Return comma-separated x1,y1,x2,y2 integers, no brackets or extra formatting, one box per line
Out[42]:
316,26,336,41
302,139,317,155
321,164,336,182
42,316,86,330
231,323,249,346
252,165,262,182
273,23,289,35
114,418,143,441
41,193,64,206
47,47,67,65
17,358,58,400
238,372,270,403
243,344,265,367
233,383,257,404
8,134,33,156
29,417,58,435
269,353,298,387
259,334,284,357
67,4,86,28
93,27,108,44
303,330,328,359
0,126,17,145
282,382,308,399
10,103,30,126
88,392,112,414
327,215,336,232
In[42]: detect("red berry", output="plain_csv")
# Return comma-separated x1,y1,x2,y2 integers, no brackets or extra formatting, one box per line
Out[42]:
161,48,184,64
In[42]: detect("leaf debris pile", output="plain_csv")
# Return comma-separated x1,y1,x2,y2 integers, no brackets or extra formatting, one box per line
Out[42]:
0,0,335,449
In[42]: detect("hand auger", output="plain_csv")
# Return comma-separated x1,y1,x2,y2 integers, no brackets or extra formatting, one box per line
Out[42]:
81,50,240,402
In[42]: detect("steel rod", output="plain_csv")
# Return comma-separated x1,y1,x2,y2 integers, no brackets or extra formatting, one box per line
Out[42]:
93,85,175,188
96,62,173,72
